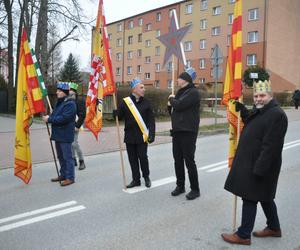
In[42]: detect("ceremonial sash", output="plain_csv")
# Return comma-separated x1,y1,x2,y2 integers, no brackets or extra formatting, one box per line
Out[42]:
123,97,149,142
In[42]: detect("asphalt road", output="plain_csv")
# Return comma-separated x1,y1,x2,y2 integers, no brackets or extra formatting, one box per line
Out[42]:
0,120,300,250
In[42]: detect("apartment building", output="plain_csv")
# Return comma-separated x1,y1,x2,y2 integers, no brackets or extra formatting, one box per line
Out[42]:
106,0,300,91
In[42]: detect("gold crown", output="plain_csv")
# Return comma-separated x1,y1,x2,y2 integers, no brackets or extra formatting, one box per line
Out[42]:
253,80,272,93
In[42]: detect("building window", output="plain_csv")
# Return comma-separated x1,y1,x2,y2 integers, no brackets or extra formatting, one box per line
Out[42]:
200,19,207,30
184,41,192,51
185,4,193,14
116,38,122,47
169,8,176,18
248,8,259,21
138,18,143,26
145,73,151,79
155,46,160,56
108,34,112,40
116,53,122,61
117,23,122,32
155,80,160,88
247,54,257,66
116,67,121,76
167,62,173,72
167,80,173,89
186,22,192,33
248,31,258,43
155,63,160,72
212,6,221,15
137,65,142,74
200,39,206,49
200,78,206,84
127,51,133,60
128,20,134,29
199,58,206,69
128,36,133,45
156,29,161,38
156,12,161,22
229,0,236,4
146,23,152,31
227,34,231,46
186,60,191,68
228,13,234,24
201,0,208,10
137,49,142,57
212,26,221,36
145,56,151,63
138,33,142,43
145,39,151,47
127,66,133,75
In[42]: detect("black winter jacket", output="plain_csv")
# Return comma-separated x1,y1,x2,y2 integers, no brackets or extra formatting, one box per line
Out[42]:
169,83,200,134
118,94,155,144
75,96,86,129
224,99,288,201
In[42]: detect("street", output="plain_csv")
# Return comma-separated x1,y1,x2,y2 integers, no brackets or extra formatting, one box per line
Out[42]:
0,118,300,250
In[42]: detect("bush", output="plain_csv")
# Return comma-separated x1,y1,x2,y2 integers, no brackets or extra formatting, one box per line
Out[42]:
0,75,7,90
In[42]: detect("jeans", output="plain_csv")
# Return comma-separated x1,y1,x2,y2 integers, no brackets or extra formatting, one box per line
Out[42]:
55,142,75,181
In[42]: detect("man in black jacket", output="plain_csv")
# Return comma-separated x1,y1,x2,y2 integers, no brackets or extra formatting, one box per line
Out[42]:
115,78,155,188
69,82,86,170
221,80,288,245
168,67,201,200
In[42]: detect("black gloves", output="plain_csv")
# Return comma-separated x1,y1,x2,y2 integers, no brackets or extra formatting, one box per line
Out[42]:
112,109,119,119
148,135,155,144
234,101,246,112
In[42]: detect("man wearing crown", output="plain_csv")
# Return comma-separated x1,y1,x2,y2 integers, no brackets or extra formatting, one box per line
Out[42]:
221,80,288,245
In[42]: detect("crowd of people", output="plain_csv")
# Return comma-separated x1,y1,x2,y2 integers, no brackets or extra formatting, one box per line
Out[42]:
41,69,288,246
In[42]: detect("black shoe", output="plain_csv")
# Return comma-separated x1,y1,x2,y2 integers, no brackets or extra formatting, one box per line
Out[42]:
186,190,200,200
171,186,185,196
79,160,86,170
74,158,77,167
144,177,151,188
126,180,141,188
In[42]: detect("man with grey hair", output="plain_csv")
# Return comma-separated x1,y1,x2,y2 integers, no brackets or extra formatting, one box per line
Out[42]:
221,80,288,245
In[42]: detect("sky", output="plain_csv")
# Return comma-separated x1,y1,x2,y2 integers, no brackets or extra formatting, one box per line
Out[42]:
61,0,182,70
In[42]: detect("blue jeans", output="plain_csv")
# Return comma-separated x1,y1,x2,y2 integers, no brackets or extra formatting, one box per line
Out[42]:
55,142,75,181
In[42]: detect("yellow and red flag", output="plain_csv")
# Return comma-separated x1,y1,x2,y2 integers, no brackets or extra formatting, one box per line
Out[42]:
222,0,243,167
85,0,116,139
14,29,46,184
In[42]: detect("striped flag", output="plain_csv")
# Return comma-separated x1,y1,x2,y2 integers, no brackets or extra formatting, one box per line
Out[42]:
14,29,46,184
85,0,116,139
222,0,243,168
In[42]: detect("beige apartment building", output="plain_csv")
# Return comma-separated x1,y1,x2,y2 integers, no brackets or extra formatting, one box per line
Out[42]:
106,0,300,92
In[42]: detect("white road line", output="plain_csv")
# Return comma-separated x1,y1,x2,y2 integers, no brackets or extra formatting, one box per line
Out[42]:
283,143,300,151
0,201,77,224
198,160,228,170
123,176,176,194
207,165,228,173
284,139,300,146
0,205,86,233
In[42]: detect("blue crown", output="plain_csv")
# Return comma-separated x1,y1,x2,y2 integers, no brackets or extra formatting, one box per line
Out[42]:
185,67,197,81
130,78,142,89
57,82,70,91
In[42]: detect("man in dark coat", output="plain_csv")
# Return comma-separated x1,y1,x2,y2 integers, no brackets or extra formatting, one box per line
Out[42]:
292,89,300,109
114,78,155,188
168,67,201,200
42,82,77,186
69,82,87,170
221,80,288,245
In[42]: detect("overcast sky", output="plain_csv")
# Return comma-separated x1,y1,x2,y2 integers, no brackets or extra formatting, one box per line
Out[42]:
61,0,182,70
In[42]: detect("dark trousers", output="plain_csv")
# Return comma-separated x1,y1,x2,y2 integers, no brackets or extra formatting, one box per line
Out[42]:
172,132,199,191
237,199,281,239
126,143,149,181
55,142,75,181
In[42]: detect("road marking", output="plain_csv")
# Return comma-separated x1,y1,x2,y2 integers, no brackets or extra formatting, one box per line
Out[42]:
207,165,228,172
0,201,77,224
0,205,85,232
123,176,176,194
283,143,300,150
284,139,300,146
198,160,228,170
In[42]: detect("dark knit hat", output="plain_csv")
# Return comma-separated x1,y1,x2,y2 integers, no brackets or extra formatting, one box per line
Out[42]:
178,72,193,83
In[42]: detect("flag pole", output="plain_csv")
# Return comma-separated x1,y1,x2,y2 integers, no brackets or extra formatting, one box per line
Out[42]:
112,93,127,189
44,95,61,184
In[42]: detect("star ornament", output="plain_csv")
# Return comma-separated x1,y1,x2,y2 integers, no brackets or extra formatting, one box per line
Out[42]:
157,10,191,67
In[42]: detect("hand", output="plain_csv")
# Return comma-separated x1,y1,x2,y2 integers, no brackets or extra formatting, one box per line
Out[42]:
234,101,245,112
75,127,80,132
42,115,49,123
148,135,154,144
112,109,119,118
168,94,175,100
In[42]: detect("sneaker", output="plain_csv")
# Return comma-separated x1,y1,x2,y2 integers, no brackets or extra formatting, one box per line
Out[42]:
79,160,86,170
171,186,185,196
185,190,200,200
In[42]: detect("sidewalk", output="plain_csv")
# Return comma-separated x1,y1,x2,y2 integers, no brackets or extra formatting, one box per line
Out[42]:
1,107,298,169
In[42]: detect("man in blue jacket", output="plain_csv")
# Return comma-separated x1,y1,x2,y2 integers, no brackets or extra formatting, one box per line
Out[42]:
42,82,77,186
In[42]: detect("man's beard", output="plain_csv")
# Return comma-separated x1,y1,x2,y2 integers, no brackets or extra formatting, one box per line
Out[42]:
255,103,264,109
